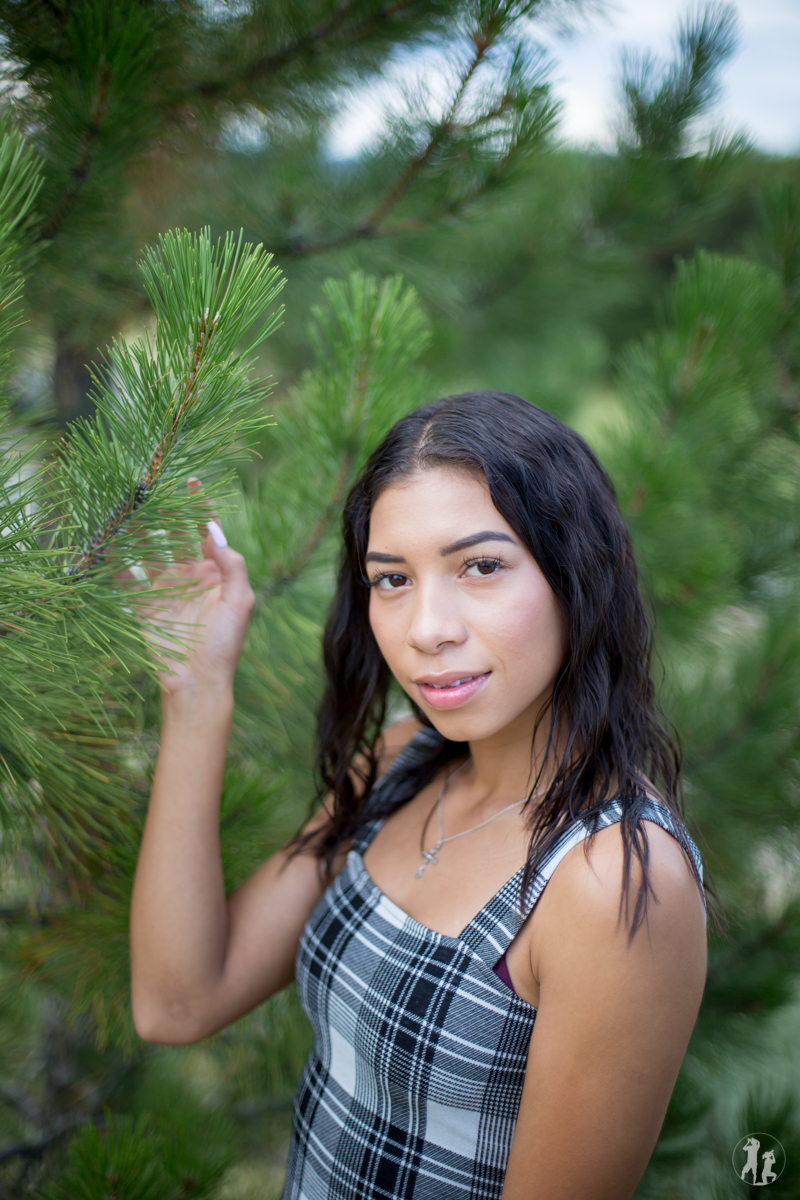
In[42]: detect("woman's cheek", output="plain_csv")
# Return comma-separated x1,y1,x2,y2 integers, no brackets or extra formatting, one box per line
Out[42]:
487,585,565,676
368,599,397,660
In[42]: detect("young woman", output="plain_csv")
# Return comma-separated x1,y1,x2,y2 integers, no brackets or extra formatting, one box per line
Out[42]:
130,391,708,1200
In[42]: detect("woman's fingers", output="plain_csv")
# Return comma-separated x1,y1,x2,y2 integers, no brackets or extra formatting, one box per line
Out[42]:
191,479,236,580
114,479,209,586
189,477,219,544
111,479,254,632
207,518,227,549
111,546,152,590
202,518,235,577
201,519,255,614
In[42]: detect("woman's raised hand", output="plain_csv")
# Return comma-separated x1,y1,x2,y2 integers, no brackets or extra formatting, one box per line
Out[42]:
122,480,256,697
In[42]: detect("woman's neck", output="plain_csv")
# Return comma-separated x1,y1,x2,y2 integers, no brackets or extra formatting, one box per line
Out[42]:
459,709,564,809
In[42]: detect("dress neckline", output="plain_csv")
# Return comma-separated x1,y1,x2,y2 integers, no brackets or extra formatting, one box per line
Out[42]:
349,789,646,951
350,841,528,948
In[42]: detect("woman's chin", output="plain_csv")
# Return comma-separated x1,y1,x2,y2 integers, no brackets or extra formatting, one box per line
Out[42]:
419,692,547,747
422,708,510,745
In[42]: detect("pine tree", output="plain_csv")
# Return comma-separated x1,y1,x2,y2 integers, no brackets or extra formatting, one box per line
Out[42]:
0,0,565,424
603,246,800,1197
0,114,435,1183
0,123,294,1186
0,2,799,1196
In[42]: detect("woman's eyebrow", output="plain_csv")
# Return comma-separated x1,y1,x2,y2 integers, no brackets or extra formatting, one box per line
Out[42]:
439,531,517,557
365,550,407,563
365,531,517,564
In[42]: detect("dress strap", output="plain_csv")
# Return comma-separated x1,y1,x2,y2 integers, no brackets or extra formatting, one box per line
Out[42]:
351,726,444,855
459,795,705,967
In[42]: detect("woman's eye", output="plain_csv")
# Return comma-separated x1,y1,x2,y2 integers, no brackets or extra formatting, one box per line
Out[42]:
373,573,407,590
464,558,502,577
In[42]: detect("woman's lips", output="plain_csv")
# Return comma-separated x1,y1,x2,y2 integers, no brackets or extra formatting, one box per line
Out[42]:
417,672,491,710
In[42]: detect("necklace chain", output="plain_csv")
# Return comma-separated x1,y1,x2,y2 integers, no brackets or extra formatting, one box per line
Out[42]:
415,759,544,879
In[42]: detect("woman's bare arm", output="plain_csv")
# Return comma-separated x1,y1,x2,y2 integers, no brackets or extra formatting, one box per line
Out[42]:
501,821,707,1200
130,682,333,1044
128,510,420,1050
128,519,279,1045
131,708,420,1044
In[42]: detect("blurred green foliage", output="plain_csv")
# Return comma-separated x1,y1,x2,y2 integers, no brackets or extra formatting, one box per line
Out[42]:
0,1,799,1196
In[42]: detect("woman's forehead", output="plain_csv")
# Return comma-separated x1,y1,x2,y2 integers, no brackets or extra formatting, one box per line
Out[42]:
372,466,492,513
367,468,515,552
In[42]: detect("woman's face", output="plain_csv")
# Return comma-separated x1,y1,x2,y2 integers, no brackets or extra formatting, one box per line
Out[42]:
366,467,568,745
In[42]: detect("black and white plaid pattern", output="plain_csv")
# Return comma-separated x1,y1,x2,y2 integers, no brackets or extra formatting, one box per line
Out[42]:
282,728,704,1200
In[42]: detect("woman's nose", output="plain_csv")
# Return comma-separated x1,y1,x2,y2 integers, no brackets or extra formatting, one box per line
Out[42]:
405,580,467,653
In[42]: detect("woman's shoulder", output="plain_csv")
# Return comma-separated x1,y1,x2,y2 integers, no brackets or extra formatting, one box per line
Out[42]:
524,805,706,1018
589,813,702,902
582,777,703,887
550,794,706,940
542,821,707,1001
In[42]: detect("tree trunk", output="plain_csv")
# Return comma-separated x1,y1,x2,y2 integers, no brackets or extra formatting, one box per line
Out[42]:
53,343,95,427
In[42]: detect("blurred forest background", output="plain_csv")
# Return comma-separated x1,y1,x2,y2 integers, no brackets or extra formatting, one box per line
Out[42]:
0,0,799,1196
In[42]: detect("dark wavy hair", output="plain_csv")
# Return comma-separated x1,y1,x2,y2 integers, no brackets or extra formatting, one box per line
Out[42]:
295,391,706,934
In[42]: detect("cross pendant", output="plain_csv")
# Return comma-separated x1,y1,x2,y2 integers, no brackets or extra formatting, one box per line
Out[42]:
415,849,439,878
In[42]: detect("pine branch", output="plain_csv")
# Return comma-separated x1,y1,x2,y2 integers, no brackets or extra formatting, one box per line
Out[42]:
246,272,430,600
260,444,353,600
0,1117,88,1165
188,0,424,99
0,230,283,669
0,228,283,876
619,3,737,157
67,308,221,579
659,318,716,437
256,336,373,598
37,66,110,243
271,32,554,259
0,118,43,356
20,2,161,246
368,30,489,224
57,228,284,581
271,169,511,257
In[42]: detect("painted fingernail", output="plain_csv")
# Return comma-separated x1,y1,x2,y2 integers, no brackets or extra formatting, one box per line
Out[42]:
207,519,227,548
188,477,201,489
130,564,148,582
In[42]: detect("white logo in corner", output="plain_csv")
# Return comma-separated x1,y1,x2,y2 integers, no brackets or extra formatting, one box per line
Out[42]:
732,1133,785,1187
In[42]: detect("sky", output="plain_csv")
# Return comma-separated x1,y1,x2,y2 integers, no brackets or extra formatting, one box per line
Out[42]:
327,0,800,159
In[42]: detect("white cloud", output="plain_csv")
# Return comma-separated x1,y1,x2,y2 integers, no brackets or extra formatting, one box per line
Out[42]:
326,0,800,158
538,0,800,151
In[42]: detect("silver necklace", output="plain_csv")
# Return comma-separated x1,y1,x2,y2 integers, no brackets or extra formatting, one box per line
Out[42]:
415,759,544,879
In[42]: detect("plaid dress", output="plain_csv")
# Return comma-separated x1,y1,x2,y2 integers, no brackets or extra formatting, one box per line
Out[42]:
282,728,704,1200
